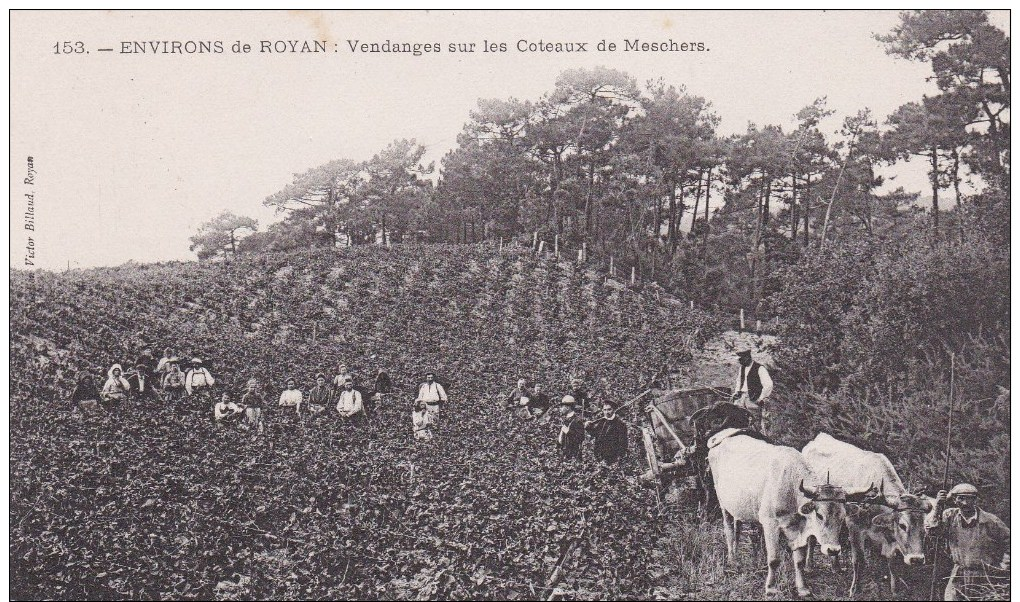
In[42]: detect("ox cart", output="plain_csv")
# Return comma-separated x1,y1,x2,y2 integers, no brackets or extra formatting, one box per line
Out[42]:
640,386,730,511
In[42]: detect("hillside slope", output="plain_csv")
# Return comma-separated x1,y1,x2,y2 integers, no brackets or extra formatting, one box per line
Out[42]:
11,243,725,599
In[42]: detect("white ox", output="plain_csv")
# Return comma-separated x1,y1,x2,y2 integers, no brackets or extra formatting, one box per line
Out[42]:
679,427,873,597
802,433,938,596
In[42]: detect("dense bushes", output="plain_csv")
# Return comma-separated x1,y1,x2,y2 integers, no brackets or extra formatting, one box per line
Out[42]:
763,227,1010,519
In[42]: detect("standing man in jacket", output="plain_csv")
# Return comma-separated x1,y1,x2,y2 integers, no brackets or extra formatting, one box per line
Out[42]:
586,401,628,464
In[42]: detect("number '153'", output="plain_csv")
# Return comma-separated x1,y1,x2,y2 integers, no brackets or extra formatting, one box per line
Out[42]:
53,42,86,54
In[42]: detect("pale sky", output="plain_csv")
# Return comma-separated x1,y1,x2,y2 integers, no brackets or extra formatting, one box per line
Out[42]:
9,10,1009,271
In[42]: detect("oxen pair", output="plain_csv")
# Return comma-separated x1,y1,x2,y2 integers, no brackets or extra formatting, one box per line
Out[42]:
803,432,937,596
676,403,932,597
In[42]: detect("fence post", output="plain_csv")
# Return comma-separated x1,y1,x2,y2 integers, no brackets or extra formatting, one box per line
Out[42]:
755,319,761,333
739,308,745,331
609,255,615,277
533,231,538,251
582,242,587,262
577,249,583,262
554,234,559,258
631,266,636,285
538,240,546,255
690,300,694,310
499,237,503,252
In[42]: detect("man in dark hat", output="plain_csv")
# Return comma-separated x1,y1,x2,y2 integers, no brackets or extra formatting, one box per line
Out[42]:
556,395,585,461
568,377,595,420
731,349,773,435
306,373,333,413
586,400,628,464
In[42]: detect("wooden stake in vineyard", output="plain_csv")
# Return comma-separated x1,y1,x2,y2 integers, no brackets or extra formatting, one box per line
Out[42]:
929,353,956,600
554,234,559,258
630,266,636,285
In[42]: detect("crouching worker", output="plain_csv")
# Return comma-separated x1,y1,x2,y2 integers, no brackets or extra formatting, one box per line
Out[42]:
101,364,130,409
240,378,265,435
520,383,552,420
70,373,99,411
161,361,187,402
279,378,303,415
412,399,433,441
214,392,243,424
932,483,1010,601
306,373,332,415
557,395,585,461
335,378,365,423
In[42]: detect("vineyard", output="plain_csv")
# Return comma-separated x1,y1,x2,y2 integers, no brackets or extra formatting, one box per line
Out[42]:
12,243,730,600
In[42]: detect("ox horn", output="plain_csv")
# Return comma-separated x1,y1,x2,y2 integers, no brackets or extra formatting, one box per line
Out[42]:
799,479,816,499
826,471,831,485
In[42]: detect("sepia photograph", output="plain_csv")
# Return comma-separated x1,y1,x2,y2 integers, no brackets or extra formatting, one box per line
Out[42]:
8,9,1011,600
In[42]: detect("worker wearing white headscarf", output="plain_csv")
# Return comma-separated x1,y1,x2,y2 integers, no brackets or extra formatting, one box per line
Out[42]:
101,364,130,403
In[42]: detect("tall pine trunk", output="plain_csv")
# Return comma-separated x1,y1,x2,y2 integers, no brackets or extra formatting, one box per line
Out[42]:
930,146,940,238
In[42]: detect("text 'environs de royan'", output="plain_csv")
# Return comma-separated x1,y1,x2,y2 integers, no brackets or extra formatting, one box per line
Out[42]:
113,39,708,56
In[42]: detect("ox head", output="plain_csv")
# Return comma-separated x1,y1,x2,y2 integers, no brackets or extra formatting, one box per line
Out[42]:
799,478,874,557
870,492,934,566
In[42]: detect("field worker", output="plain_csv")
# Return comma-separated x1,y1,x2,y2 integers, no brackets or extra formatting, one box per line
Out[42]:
134,345,157,386
412,399,433,441
127,362,155,400
568,377,595,419
557,395,584,461
373,368,392,400
332,363,354,390
214,392,243,423
155,347,175,380
306,373,333,414
185,358,216,397
279,377,303,415
101,364,130,406
416,372,448,417
731,350,773,434
70,372,99,410
240,378,266,434
586,401,628,464
335,378,364,421
505,378,531,409
521,383,552,420
161,361,187,401
932,483,1011,601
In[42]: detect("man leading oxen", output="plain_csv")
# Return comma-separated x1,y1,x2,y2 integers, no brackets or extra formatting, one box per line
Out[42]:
674,404,876,597
802,432,938,597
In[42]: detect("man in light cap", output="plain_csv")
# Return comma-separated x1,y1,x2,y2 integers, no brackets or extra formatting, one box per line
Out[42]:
932,483,1010,600
504,378,531,409
557,395,584,461
731,349,773,434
